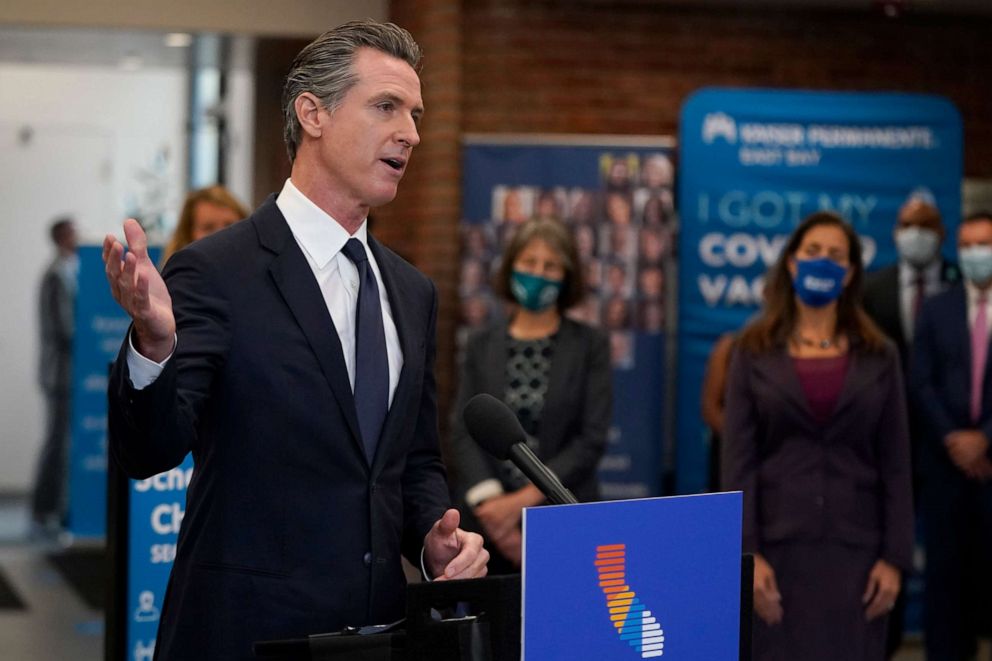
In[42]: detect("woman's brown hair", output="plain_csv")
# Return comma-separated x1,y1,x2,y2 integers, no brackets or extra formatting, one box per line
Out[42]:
494,217,586,312
737,211,887,353
161,185,249,265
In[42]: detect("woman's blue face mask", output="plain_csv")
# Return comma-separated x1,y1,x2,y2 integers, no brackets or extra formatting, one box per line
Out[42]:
792,257,848,307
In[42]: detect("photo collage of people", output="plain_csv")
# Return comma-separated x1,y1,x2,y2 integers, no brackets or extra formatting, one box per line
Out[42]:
459,151,677,369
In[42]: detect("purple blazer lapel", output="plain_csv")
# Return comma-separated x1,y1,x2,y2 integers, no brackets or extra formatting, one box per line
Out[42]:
754,349,815,423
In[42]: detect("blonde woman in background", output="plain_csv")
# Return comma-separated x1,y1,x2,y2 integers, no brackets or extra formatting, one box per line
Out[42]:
161,185,249,265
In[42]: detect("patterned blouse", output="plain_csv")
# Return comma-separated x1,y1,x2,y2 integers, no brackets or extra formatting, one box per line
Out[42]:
500,333,556,490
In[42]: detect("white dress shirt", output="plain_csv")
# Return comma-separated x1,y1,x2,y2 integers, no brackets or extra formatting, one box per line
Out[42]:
128,178,404,403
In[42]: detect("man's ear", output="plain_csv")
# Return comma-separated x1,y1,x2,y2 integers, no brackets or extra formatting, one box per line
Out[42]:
295,92,325,139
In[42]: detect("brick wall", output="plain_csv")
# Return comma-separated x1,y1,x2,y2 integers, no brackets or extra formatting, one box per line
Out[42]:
460,2,990,172
381,0,992,434
257,3,992,432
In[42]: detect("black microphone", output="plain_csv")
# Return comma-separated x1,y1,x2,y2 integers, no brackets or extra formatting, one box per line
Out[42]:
462,393,578,505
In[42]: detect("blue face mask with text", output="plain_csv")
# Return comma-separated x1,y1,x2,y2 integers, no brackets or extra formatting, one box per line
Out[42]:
793,257,847,308
510,270,563,311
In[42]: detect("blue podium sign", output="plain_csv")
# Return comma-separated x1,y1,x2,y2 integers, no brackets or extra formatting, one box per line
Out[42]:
523,492,742,660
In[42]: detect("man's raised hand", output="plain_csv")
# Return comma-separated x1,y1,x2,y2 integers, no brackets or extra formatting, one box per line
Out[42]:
103,219,176,361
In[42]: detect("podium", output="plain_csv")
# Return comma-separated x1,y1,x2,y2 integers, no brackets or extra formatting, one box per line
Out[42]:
253,493,750,661
253,574,521,661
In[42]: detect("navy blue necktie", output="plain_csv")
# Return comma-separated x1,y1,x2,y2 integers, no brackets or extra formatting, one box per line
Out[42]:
341,238,389,462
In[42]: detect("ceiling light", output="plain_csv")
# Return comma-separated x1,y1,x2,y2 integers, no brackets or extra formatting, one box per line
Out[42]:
164,33,193,48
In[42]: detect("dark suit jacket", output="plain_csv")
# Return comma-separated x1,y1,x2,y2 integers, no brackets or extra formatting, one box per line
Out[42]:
448,318,611,504
108,197,449,660
862,260,958,366
722,340,913,570
909,283,992,480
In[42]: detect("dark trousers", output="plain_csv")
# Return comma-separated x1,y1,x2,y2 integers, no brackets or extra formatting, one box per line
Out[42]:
31,391,70,524
922,474,992,660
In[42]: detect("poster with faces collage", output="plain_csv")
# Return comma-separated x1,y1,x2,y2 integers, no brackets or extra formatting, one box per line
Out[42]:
459,152,676,369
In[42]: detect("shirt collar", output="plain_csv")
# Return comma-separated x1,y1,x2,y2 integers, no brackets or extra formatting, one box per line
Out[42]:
965,278,992,305
276,178,368,270
898,259,940,286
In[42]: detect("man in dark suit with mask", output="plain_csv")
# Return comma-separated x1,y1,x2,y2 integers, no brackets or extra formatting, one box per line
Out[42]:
102,20,487,660
862,196,958,657
863,197,958,366
910,211,992,661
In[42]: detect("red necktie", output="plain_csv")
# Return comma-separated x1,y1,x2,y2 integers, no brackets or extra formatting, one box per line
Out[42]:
971,293,988,424
912,275,925,325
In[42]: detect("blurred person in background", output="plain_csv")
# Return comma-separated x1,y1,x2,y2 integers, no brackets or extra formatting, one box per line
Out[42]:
160,185,249,265
449,217,611,572
31,216,78,535
863,197,957,367
861,196,958,657
640,153,674,190
700,332,736,492
723,211,913,661
910,211,992,661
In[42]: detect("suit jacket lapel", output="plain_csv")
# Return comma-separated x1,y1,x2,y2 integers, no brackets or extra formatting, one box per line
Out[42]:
368,236,416,475
486,325,509,397
832,349,873,419
879,267,906,349
755,349,814,423
542,319,575,437
254,198,366,463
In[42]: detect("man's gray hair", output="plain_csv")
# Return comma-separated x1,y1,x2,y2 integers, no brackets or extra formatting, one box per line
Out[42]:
282,19,422,163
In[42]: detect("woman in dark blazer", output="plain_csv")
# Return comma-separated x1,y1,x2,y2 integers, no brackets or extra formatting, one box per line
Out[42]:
449,217,612,572
722,212,913,661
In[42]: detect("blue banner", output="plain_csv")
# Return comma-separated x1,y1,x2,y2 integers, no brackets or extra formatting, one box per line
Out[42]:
676,89,963,495
126,456,192,660
70,245,185,658
462,138,676,498
522,492,742,660
68,246,131,537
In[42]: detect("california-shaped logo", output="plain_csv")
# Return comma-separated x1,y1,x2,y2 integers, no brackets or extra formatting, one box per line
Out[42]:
596,544,665,658
702,112,737,145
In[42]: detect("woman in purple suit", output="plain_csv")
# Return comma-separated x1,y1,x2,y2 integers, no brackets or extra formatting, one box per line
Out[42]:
722,212,913,661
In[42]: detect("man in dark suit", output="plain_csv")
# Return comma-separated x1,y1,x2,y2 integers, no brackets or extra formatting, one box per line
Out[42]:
102,21,487,660
910,211,992,660
863,197,958,366
32,217,77,534
862,197,958,656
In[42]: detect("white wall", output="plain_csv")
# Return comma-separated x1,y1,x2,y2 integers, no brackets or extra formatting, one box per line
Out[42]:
0,62,186,491
223,39,256,208
0,0,387,38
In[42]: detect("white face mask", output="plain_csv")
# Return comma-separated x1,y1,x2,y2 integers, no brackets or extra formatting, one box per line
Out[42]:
959,245,992,286
894,227,940,268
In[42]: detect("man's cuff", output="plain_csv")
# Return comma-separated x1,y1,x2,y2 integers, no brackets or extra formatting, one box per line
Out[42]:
126,332,177,390
464,479,504,508
420,546,433,582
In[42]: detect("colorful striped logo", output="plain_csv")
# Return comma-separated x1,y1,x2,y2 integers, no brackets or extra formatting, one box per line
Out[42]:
596,544,665,658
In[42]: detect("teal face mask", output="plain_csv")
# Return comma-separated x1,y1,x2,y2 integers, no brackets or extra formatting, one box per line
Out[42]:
510,270,563,311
